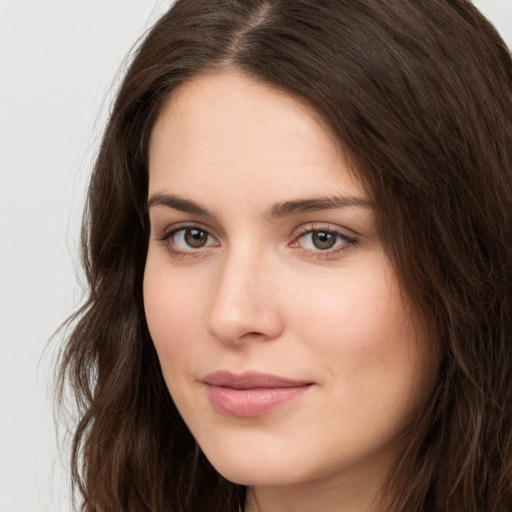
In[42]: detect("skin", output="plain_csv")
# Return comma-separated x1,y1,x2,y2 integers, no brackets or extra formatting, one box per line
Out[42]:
144,71,434,512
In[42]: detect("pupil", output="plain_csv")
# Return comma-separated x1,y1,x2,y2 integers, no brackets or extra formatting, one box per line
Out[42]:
185,228,207,248
312,231,336,250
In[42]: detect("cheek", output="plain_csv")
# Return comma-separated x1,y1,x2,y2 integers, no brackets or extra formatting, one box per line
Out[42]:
289,258,405,350
143,252,207,372
288,258,424,404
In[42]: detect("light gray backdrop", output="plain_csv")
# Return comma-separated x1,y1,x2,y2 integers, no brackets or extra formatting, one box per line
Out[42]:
0,1,511,511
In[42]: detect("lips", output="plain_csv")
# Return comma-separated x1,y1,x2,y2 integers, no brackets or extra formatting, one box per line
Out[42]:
202,370,313,417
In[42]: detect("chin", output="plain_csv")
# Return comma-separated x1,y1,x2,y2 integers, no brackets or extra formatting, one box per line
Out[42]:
199,440,307,487
212,463,301,488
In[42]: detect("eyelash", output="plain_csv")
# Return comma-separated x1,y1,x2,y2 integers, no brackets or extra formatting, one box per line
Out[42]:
291,226,358,259
156,223,218,258
156,223,357,260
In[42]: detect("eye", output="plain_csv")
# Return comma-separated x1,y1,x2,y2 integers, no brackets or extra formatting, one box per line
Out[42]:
166,226,218,251
292,227,356,254
301,230,340,250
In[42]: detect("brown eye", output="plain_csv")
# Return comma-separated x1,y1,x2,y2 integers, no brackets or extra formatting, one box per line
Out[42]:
184,228,209,248
169,227,217,251
295,228,356,255
311,230,337,250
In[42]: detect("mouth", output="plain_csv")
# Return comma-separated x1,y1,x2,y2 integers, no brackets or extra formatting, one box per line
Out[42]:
202,370,314,418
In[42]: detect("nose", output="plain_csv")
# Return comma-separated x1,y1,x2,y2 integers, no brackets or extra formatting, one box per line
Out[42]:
205,248,284,345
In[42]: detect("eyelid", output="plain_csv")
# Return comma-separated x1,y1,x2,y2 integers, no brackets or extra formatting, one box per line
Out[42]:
291,222,358,242
154,222,220,257
153,220,358,259
289,223,358,258
155,221,217,242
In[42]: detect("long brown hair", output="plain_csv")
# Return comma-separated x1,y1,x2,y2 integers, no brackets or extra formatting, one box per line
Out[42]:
58,1,512,510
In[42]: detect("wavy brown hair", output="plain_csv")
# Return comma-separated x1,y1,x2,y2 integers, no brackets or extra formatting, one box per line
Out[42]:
58,1,512,510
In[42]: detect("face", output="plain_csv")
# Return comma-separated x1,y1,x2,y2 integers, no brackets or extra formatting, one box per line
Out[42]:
144,71,433,505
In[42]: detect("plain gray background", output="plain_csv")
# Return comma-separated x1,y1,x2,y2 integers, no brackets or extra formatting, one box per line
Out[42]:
0,1,511,510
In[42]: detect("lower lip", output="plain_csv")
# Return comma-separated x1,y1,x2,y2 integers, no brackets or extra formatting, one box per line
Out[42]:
205,385,311,417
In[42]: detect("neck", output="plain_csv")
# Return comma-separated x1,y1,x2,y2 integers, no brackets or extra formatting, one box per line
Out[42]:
244,475,387,512
243,445,401,512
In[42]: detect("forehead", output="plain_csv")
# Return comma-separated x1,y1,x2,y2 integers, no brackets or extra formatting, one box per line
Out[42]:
148,71,363,201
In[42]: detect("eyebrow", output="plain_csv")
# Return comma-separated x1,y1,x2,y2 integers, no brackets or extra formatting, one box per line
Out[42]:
148,193,212,216
269,196,372,217
147,192,372,218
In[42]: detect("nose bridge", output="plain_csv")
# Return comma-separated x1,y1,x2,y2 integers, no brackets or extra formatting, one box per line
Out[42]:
206,241,282,344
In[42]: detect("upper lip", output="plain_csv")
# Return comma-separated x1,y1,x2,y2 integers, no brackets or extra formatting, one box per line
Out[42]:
202,370,313,389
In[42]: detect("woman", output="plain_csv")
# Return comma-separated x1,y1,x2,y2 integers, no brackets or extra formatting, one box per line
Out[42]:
58,1,512,511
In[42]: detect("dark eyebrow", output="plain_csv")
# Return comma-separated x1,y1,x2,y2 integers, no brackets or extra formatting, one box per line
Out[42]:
148,192,372,219
148,193,214,217
269,196,372,217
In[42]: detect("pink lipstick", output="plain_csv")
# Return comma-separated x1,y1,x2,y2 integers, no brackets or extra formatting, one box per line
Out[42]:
202,371,313,417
